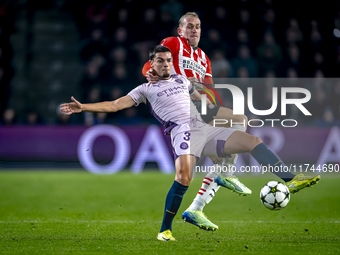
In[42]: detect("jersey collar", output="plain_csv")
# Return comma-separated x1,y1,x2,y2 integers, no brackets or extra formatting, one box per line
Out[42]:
183,37,198,51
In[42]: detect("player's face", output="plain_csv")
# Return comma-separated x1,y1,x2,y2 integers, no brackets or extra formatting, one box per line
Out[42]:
178,17,201,47
151,52,172,79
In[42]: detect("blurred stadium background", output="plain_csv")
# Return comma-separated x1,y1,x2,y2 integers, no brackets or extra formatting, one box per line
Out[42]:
0,0,339,171
1,2,340,253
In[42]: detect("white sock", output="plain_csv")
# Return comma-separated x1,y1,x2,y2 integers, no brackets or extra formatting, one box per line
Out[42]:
221,155,238,178
189,165,221,211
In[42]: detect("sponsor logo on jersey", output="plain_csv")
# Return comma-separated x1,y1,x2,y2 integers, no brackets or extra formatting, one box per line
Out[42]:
182,58,206,78
157,85,187,97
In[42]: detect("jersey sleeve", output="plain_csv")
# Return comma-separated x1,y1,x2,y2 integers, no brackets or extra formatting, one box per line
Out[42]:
202,56,215,102
203,76,213,86
205,55,212,78
127,84,147,106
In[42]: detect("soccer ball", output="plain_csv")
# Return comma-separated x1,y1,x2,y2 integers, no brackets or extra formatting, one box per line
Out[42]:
260,181,290,210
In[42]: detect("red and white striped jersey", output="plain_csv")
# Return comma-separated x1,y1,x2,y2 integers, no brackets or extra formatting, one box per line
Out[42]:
161,37,212,82
143,37,212,83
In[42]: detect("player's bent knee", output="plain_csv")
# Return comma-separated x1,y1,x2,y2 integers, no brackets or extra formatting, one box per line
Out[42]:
252,136,263,149
175,173,192,186
241,135,263,152
174,156,193,186
234,114,248,127
243,136,263,152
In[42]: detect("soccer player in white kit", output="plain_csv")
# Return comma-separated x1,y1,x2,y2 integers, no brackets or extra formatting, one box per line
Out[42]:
60,45,320,241
142,12,253,231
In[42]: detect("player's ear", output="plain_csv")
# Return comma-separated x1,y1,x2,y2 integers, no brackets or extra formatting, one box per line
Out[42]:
177,27,182,36
150,60,154,68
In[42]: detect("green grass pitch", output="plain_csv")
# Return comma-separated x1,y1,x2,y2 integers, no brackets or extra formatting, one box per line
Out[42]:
1,170,339,254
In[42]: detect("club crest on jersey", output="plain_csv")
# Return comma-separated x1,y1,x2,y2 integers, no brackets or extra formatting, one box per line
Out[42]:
175,79,183,84
180,142,189,150
208,104,216,109
198,57,207,65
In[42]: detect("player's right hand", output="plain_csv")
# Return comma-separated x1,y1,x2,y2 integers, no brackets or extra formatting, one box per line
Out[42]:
60,96,83,115
188,77,203,88
146,68,160,84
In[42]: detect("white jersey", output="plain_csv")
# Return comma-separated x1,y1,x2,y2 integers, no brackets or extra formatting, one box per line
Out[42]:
128,74,235,158
128,74,202,134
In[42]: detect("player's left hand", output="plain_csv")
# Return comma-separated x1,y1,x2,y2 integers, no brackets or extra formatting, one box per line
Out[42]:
60,96,83,115
146,68,160,84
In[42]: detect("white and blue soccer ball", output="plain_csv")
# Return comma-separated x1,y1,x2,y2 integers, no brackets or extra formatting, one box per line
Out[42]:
260,181,290,210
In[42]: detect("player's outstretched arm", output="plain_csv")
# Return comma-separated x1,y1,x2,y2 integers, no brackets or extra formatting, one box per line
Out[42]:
60,96,83,115
60,95,135,115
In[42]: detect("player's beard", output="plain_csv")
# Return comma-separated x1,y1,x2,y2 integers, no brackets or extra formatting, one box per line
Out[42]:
161,71,170,78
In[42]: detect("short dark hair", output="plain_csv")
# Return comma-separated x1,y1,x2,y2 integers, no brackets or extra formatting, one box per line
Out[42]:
149,45,171,60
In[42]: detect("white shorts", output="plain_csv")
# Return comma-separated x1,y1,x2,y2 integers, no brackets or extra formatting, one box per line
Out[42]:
170,121,235,160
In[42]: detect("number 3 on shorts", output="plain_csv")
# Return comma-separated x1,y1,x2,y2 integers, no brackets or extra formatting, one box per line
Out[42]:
183,132,190,141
